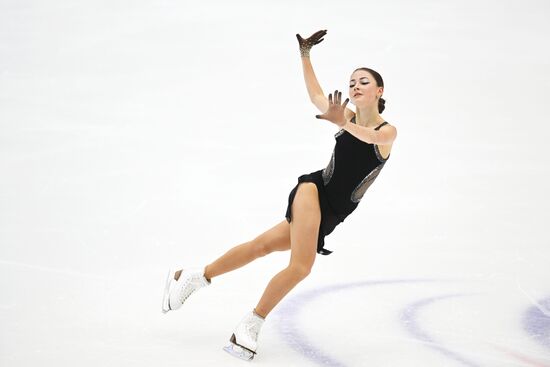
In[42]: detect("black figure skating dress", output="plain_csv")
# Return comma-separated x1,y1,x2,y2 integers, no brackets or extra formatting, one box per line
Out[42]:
285,116,390,255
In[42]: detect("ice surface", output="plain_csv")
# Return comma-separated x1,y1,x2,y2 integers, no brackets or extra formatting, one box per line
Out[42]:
1,0,550,366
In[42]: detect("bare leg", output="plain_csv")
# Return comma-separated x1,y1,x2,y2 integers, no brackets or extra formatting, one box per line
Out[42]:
254,183,320,318
175,220,291,281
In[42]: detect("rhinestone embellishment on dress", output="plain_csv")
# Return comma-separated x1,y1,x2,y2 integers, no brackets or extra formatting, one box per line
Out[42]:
322,149,335,185
350,164,384,203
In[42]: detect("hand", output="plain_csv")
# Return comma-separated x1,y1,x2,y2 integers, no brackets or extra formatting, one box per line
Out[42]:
296,29,327,57
315,90,349,128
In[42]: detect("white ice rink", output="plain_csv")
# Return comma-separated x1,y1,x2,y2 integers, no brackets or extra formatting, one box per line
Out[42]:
1,0,550,366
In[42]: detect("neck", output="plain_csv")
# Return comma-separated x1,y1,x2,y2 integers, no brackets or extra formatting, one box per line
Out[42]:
355,106,383,127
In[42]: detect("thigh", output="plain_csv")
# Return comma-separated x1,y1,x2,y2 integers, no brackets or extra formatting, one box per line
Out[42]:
289,182,321,267
252,220,291,253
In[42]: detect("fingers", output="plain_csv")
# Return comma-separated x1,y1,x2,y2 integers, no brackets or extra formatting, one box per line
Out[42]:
315,114,326,120
333,90,341,105
309,29,327,41
313,30,327,38
327,90,347,105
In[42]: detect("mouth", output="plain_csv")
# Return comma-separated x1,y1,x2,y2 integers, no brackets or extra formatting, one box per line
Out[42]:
353,93,362,97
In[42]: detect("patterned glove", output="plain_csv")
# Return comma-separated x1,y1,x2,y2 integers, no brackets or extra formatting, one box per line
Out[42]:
296,29,327,57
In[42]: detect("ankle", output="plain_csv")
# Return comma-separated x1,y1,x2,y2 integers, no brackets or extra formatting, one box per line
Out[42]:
253,308,266,320
203,266,213,283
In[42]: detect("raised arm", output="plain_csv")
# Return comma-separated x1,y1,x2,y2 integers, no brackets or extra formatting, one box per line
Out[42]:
296,30,354,121
300,56,327,112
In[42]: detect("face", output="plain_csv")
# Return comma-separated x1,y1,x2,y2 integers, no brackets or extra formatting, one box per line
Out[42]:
349,70,383,108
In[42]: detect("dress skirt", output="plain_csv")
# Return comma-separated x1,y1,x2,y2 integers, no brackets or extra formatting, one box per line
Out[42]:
285,169,344,255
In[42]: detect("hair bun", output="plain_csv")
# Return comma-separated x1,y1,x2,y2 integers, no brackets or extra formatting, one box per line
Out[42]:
378,97,386,113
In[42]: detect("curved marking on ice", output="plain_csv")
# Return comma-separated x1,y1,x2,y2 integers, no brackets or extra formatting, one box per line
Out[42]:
272,278,441,367
400,293,481,367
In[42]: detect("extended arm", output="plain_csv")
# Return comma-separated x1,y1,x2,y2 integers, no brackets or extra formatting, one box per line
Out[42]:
296,30,354,120
301,56,327,112
316,90,397,145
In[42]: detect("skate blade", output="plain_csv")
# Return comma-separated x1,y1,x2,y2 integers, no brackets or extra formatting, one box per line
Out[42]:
223,343,255,361
161,269,173,313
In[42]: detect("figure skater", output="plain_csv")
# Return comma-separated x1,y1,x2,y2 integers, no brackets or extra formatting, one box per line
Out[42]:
161,29,397,361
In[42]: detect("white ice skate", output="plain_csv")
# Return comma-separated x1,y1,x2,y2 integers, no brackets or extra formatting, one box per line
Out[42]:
223,310,265,361
161,267,210,313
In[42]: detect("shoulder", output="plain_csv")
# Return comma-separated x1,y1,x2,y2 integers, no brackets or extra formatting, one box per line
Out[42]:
380,120,396,132
377,121,397,144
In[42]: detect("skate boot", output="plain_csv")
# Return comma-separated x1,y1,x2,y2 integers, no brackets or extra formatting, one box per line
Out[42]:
223,309,265,361
161,267,211,313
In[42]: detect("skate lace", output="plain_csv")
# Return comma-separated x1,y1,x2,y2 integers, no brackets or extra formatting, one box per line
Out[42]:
246,320,261,340
179,275,207,304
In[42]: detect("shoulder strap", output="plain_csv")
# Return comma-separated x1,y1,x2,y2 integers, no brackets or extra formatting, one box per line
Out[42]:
374,121,388,131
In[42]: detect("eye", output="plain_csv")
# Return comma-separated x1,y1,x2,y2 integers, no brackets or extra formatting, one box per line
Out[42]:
349,83,355,88
361,81,370,85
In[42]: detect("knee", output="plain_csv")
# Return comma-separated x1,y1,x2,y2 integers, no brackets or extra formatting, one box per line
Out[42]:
250,239,271,258
287,263,313,280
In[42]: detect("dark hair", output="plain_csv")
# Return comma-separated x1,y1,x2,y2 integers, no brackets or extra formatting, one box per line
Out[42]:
354,67,386,113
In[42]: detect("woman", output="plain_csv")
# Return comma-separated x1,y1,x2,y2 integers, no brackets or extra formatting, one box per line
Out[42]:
161,29,397,361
